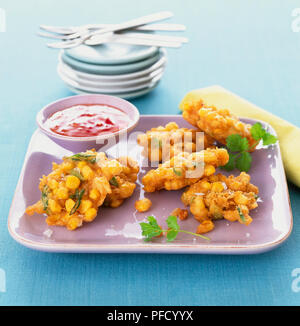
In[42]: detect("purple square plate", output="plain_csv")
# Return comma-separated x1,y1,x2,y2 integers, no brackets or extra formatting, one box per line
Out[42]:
8,115,293,254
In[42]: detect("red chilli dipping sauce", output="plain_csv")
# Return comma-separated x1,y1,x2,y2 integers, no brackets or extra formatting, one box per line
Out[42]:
45,104,131,137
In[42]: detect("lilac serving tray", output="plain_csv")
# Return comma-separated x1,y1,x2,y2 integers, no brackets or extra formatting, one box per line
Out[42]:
8,115,293,254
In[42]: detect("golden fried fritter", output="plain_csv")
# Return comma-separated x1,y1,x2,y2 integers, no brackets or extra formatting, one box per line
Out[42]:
25,150,139,230
181,172,259,233
170,208,189,220
182,100,258,151
142,148,229,192
135,198,152,212
104,156,139,208
137,121,215,163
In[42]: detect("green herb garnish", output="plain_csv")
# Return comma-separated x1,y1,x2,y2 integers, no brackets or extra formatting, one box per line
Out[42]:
69,168,84,181
69,189,79,200
237,207,246,223
140,215,210,242
70,189,85,215
251,122,278,145
41,185,50,214
109,176,119,187
67,153,97,164
221,123,277,172
173,167,182,176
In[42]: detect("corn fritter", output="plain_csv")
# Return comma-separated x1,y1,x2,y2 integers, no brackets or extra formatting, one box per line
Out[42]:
142,148,229,192
182,100,258,151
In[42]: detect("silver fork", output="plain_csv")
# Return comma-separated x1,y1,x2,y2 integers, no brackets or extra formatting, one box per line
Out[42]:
39,23,186,38
37,24,186,42
85,34,185,48
85,32,188,46
46,11,174,49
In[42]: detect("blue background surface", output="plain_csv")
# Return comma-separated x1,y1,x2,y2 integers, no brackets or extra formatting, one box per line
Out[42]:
1,0,300,306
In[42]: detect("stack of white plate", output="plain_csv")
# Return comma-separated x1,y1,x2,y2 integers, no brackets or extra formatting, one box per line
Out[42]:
57,43,167,99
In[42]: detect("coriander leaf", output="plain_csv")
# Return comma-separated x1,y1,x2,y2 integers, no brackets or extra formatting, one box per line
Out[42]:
220,152,236,171
139,222,154,235
70,189,79,200
140,223,161,239
262,133,277,146
239,138,249,151
70,189,85,215
173,167,182,176
166,215,180,231
226,134,249,152
141,231,161,241
70,168,84,181
147,216,160,228
166,229,179,242
67,153,97,163
251,122,266,140
236,151,252,172
140,215,210,242
41,185,50,214
237,207,246,223
109,176,119,187
140,216,162,240
251,123,277,145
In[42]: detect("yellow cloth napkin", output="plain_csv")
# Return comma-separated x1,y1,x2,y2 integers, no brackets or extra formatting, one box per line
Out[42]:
179,85,300,187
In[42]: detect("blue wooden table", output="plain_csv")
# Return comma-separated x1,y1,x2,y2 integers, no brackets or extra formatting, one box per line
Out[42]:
1,0,300,306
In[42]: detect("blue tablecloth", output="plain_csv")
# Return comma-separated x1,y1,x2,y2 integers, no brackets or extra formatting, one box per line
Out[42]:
0,0,300,306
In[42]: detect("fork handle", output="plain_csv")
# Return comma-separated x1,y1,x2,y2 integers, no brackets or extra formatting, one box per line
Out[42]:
83,11,173,41
85,34,182,48
86,32,188,45
85,23,186,32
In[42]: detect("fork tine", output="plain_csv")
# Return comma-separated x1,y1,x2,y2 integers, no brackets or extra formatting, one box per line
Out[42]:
37,31,77,40
37,31,83,40
47,39,82,48
39,25,76,35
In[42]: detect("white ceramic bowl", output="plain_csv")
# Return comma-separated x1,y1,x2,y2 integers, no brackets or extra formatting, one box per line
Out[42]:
36,94,140,152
